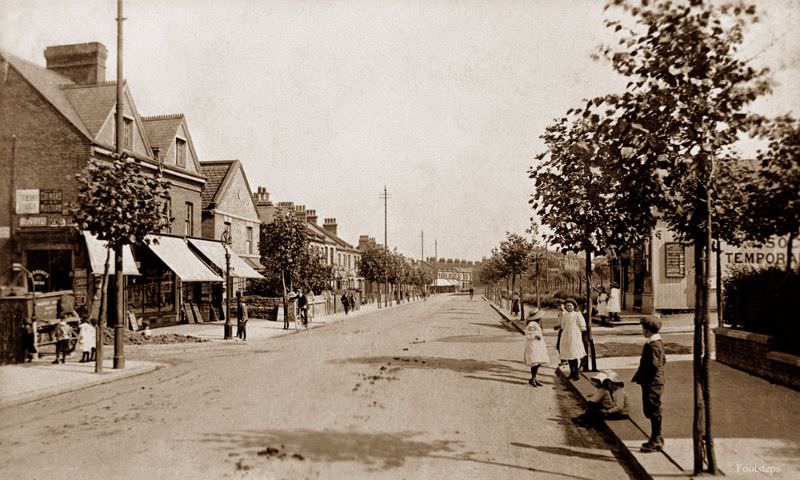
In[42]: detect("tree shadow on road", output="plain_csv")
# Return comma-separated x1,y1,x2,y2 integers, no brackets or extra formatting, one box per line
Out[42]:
434,334,519,344
509,442,616,462
197,428,597,479
197,429,460,471
334,356,527,378
468,322,519,333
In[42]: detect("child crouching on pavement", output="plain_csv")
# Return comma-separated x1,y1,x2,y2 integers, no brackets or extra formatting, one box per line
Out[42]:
572,371,629,427
523,309,549,387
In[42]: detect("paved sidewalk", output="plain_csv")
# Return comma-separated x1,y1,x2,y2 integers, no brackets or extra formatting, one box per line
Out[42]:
0,358,161,408
489,299,800,479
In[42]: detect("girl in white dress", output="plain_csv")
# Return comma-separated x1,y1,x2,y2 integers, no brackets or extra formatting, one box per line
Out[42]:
524,310,550,387
559,299,587,380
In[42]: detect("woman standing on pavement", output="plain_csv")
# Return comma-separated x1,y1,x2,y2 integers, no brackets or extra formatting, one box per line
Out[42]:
558,298,587,380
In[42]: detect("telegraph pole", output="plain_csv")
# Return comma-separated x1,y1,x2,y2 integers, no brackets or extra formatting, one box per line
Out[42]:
113,0,127,369
380,186,391,307
421,230,424,261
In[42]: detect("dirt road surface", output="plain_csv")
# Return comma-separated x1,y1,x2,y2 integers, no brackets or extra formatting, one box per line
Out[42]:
0,295,632,479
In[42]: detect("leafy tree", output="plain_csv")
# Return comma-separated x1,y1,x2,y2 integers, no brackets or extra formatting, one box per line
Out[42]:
593,0,772,472
259,212,309,322
357,245,387,285
297,247,335,294
498,233,534,293
751,115,800,270
74,154,170,372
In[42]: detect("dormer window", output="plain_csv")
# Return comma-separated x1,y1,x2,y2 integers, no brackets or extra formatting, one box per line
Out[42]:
123,117,134,149
176,137,187,167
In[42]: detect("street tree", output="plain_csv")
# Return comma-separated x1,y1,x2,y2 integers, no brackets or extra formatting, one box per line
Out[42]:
751,115,800,270
74,154,171,372
259,212,309,323
357,245,387,298
297,247,335,294
530,111,654,371
498,233,534,294
595,0,773,472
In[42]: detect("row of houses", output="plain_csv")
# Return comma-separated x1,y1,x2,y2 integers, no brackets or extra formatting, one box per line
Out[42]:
0,41,366,328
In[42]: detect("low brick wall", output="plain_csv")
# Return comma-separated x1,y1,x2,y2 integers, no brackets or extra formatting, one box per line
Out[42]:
715,327,800,390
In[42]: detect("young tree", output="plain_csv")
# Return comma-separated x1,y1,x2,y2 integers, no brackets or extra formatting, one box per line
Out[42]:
751,115,800,270
531,111,654,371
74,154,171,372
596,0,772,472
297,247,335,294
498,233,534,294
259,213,309,326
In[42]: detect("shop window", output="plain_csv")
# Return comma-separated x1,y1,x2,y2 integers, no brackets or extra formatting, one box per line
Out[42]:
25,249,72,292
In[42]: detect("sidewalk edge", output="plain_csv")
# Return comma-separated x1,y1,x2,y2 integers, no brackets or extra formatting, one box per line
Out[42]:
0,362,163,409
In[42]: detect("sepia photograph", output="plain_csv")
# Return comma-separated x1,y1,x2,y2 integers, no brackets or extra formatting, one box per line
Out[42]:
1,0,798,478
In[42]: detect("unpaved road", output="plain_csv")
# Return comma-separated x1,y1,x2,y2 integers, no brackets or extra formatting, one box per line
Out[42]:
0,295,632,479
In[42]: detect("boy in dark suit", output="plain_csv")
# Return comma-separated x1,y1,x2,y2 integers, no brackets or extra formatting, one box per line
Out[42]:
632,317,666,452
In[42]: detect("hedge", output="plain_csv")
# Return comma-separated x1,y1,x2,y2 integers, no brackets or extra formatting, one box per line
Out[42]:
723,267,800,355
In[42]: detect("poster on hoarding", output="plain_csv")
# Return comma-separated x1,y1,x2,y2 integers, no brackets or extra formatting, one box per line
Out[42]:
665,242,686,278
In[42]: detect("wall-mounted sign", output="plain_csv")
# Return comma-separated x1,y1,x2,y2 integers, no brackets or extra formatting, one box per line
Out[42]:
665,242,686,278
39,189,63,213
19,216,48,227
16,189,39,214
0,226,9,239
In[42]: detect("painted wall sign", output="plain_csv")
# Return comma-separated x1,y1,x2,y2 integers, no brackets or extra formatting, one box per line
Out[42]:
39,189,63,214
664,242,686,278
15,189,39,214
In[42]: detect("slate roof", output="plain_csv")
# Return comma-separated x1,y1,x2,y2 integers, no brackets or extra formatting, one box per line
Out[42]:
63,82,117,137
141,114,184,158
0,50,92,140
198,160,235,210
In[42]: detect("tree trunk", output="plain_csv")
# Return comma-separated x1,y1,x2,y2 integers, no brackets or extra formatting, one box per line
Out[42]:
787,232,796,272
692,235,706,474
585,250,596,371
95,247,111,373
704,186,717,474
715,241,722,328
281,269,289,326
113,243,125,369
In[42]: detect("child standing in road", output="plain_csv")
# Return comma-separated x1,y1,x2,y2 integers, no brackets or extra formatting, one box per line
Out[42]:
52,316,72,364
77,318,95,363
524,310,549,387
632,317,666,453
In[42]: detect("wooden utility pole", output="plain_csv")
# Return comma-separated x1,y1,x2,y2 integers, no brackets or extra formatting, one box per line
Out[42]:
380,186,390,307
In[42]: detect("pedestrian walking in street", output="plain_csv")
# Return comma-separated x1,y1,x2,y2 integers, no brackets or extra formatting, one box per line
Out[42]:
348,291,356,311
341,291,350,315
596,287,609,324
469,287,474,300
511,291,521,317
632,317,666,453
572,371,629,427
23,317,37,362
607,283,621,323
554,300,566,365
236,291,248,341
76,318,95,363
524,310,549,387
557,298,586,380
298,288,309,328
52,316,72,364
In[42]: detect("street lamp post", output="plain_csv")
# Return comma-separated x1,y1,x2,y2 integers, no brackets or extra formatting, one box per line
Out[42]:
221,228,233,339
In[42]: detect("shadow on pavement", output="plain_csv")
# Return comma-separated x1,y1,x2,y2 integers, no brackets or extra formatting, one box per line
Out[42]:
467,322,519,332
434,334,519,344
198,429,460,471
335,356,528,378
508,443,616,462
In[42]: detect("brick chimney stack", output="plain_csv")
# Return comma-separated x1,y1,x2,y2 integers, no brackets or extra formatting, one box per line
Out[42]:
44,42,107,85
323,218,338,236
294,205,307,224
306,209,318,225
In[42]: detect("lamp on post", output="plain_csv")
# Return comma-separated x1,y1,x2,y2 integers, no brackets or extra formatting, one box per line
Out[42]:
221,225,233,339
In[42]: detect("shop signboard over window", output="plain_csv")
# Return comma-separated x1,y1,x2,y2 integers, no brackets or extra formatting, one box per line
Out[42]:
665,242,685,278
39,189,63,213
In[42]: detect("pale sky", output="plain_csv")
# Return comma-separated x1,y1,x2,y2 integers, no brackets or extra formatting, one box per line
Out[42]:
2,0,798,261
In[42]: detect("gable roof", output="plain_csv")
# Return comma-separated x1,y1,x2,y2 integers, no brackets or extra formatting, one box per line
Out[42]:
1,50,92,140
62,82,117,136
198,160,234,209
142,114,184,159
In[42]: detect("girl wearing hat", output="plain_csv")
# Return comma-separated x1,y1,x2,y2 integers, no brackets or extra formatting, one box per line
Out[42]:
559,298,587,380
523,310,549,387
573,370,629,427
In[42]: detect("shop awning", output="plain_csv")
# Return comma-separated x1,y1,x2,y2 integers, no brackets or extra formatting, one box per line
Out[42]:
145,235,223,282
243,257,264,271
83,231,140,276
187,238,264,279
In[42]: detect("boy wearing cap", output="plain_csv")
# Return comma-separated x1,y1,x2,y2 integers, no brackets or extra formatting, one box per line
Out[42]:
632,317,666,452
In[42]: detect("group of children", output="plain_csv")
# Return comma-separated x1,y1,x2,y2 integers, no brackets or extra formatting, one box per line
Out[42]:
522,303,666,453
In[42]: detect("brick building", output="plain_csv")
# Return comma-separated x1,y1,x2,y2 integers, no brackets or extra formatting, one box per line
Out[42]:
0,42,253,327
